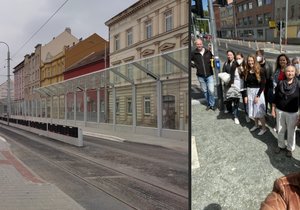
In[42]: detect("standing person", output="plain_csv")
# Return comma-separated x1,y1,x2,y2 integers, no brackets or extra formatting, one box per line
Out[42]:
244,54,267,135
291,56,300,78
227,52,247,124
191,39,215,110
222,50,237,113
256,49,274,114
271,54,290,132
271,65,300,157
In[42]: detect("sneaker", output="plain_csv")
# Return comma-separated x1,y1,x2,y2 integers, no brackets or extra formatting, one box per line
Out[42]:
210,106,216,111
234,118,240,125
245,115,250,123
224,110,229,114
273,127,277,133
250,125,259,132
258,129,267,136
286,150,292,158
206,106,210,111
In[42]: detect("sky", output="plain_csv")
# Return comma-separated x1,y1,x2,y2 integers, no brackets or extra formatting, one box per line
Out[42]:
0,0,138,83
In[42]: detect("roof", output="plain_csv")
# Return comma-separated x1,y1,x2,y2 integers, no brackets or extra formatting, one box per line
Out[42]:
105,0,154,26
64,50,107,73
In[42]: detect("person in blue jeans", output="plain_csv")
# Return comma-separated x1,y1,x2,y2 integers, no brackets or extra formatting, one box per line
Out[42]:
191,39,215,110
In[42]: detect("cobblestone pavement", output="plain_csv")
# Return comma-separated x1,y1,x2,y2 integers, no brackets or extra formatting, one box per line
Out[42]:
192,100,300,210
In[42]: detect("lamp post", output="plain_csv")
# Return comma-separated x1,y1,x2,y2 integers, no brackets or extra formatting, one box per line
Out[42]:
285,0,288,45
0,42,11,125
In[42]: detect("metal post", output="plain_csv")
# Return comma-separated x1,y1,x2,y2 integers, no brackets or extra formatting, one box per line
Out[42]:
280,20,283,53
0,42,10,125
156,80,162,137
132,85,136,133
285,0,288,45
208,1,223,110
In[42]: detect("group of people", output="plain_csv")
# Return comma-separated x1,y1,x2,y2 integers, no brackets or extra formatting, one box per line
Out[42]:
191,38,300,158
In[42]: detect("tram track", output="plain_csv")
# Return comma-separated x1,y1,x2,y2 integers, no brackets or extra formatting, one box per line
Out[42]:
0,125,188,210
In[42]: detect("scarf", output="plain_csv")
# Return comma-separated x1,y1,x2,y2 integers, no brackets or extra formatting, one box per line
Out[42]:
279,78,298,99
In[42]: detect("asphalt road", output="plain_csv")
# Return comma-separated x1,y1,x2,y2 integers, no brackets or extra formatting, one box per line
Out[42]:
0,125,188,210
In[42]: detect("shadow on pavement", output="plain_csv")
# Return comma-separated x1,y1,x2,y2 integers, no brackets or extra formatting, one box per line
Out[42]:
203,203,222,210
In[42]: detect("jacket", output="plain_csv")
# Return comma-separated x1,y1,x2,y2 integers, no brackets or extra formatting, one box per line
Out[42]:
191,47,214,77
260,172,300,210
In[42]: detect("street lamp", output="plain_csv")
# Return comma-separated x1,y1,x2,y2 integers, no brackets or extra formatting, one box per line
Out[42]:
285,0,288,45
0,41,11,125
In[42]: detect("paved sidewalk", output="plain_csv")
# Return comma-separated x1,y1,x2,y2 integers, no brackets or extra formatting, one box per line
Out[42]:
192,99,300,210
0,136,85,210
82,127,188,153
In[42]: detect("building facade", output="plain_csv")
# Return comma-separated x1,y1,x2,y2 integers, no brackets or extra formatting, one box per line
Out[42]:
40,27,79,87
105,0,189,131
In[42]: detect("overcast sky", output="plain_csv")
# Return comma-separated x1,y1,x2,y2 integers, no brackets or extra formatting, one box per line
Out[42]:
0,0,137,83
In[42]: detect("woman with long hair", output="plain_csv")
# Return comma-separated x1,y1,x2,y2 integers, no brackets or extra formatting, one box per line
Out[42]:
228,52,247,124
244,54,267,135
222,50,237,113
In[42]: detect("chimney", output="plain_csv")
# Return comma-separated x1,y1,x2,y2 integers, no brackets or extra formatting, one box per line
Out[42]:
65,27,71,34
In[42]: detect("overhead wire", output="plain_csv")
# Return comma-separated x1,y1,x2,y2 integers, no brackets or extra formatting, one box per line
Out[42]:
11,0,69,59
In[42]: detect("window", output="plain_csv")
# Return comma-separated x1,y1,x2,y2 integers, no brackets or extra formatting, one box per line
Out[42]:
145,20,152,39
114,67,120,83
144,96,151,114
127,29,133,46
127,97,132,114
243,4,247,11
264,13,272,24
100,101,105,112
265,0,272,4
257,29,264,39
238,19,243,26
257,0,263,7
115,98,120,114
238,5,243,12
127,64,133,80
165,10,173,32
145,59,153,72
291,5,295,19
248,2,253,9
114,34,120,50
248,16,253,25
257,15,263,25
165,60,173,74
243,17,248,25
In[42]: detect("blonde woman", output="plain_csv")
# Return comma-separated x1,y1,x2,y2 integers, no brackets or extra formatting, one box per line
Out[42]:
272,65,299,157
244,54,267,135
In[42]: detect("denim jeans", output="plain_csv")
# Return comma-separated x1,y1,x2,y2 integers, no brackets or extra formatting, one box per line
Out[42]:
197,75,215,107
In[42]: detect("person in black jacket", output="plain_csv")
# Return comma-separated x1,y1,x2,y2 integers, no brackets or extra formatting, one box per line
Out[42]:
271,65,300,157
191,39,215,110
256,49,274,114
222,50,237,114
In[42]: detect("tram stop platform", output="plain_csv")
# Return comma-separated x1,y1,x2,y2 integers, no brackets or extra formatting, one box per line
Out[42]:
0,136,84,210
192,99,300,210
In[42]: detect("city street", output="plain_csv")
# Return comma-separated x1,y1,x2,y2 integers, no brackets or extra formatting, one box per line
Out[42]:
0,124,188,210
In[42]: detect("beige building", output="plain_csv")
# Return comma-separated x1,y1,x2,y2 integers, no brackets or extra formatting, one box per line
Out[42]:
105,0,189,134
40,27,79,87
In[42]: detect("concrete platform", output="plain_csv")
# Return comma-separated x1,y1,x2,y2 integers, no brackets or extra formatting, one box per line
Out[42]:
192,99,300,209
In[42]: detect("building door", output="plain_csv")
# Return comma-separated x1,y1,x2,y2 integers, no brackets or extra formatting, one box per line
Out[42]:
162,95,176,129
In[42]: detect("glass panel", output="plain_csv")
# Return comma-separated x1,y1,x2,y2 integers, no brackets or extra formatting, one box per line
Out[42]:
136,83,157,128
87,89,97,122
53,96,59,119
41,99,46,117
76,91,84,121
66,92,74,120
99,87,107,123
46,98,51,118
162,78,188,131
59,95,65,119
